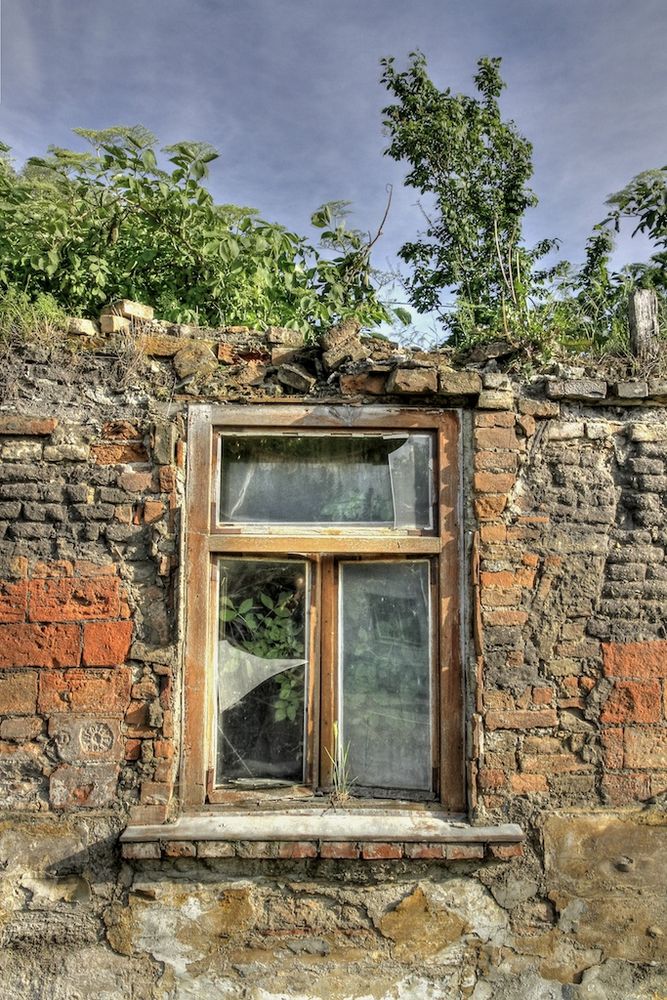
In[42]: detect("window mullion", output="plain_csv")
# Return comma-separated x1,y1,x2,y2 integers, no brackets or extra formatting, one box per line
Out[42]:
318,555,337,790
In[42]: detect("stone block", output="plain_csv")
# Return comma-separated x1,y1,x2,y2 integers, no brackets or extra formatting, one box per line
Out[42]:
43,444,89,462
339,371,387,396
276,363,316,393
266,326,305,347
0,715,42,740
625,727,667,769
100,314,131,335
477,390,515,410
0,671,38,713
519,398,560,417
67,317,99,336
173,341,217,378
2,441,43,461
137,334,182,357
627,423,667,442
48,716,121,762
388,367,437,394
438,371,482,396
103,299,154,321
49,763,119,808
547,421,585,441
546,379,607,401
614,381,648,399
122,841,161,859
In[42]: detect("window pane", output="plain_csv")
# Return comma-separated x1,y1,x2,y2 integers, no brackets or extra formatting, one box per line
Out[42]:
216,559,308,785
339,561,432,793
219,433,433,529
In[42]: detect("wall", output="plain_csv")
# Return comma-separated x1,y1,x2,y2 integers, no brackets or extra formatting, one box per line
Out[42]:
0,303,666,999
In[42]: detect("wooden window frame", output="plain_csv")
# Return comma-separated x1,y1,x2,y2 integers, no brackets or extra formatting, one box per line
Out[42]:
181,404,464,813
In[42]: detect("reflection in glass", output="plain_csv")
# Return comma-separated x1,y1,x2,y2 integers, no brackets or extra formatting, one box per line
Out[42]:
216,558,308,785
340,561,432,792
219,433,433,529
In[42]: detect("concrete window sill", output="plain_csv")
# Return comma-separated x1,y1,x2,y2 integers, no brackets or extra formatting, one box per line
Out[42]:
120,811,524,861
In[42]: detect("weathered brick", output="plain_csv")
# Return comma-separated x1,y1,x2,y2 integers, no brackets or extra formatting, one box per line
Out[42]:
49,763,119,808
486,709,557,730
601,772,651,805
446,843,485,860
479,768,505,789
122,842,161,860
0,416,57,436
480,569,535,589
38,668,131,714
340,372,387,396
91,443,148,465
387,368,437,394
475,427,520,451
487,843,523,860
163,841,196,858
82,621,133,667
484,610,529,626
0,715,42,741
2,441,42,461
521,754,592,774
277,841,318,859
43,444,89,462
361,842,403,860
29,578,119,622
0,623,80,668
0,672,38,713
602,641,667,679
475,450,519,472
601,680,661,724
404,843,446,859
474,472,516,494
143,500,165,524
511,773,548,793
119,471,154,493
320,841,360,859
0,581,28,623
475,496,508,520
196,841,236,858
625,728,667,769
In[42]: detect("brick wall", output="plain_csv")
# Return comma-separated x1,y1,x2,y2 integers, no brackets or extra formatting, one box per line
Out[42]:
0,307,665,999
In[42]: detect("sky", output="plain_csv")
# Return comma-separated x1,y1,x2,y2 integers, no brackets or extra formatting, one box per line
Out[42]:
1,0,666,325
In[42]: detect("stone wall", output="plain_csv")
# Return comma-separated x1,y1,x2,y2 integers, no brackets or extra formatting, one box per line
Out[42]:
0,303,666,999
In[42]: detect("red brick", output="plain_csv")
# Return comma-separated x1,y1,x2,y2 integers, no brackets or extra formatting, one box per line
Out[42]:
0,416,57,436
119,471,154,493
102,420,141,440
521,754,592,774
517,414,536,437
602,641,667,679
480,524,507,543
154,739,173,759
479,768,506,790
0,581,28,623
475,427,520,451
361,843,403,860
532,686,553,705
601,728,624,768
320,841,360,859
0,623,80,668
511,773,547,793
82,621,132,666
29,578,119,622
159,466,177,492
474,472,516,494
475,412,515,428
38,668,131,714
601,680,661,724
488,843,523,860
404,843,446,859
143,500,165,524
446,843,485,860
277,841,318,859
124,738,142,761
475,495,507,520
0,672,38,714
480,569,535,589
602,772,651,805
91,443,148,465
486,709,557,731
484,690,515,711
0,715,42,740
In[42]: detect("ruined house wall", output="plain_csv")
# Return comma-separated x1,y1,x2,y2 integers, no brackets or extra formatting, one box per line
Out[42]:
0,309,666,999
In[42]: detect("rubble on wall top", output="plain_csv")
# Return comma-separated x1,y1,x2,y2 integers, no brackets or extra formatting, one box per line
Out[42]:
57,298,667,407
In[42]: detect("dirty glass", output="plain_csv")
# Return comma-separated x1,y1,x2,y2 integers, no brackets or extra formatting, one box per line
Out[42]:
216,558,308,785
219,433,433,529
339,561,432,792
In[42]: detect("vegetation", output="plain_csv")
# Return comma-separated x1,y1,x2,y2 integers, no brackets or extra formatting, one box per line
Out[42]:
381,52,667,355
0,126,389,336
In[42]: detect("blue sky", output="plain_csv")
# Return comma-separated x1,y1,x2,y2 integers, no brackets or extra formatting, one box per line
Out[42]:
2,0,666,320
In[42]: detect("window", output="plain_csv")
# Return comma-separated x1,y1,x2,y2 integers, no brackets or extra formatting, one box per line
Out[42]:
182,405,464,813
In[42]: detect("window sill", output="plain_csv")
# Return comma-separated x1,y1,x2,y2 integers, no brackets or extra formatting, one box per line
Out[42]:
120,810,524,862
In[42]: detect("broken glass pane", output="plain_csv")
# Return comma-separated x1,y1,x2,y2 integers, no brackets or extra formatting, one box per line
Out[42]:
339,561,432,792
216,559,308,785
219,433,433,529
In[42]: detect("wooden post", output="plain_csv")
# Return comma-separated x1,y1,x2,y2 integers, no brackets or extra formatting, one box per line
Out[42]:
628,289,659,359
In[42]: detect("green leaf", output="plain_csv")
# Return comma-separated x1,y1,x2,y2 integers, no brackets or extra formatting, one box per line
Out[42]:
238,598,254,615
259,593,274,610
